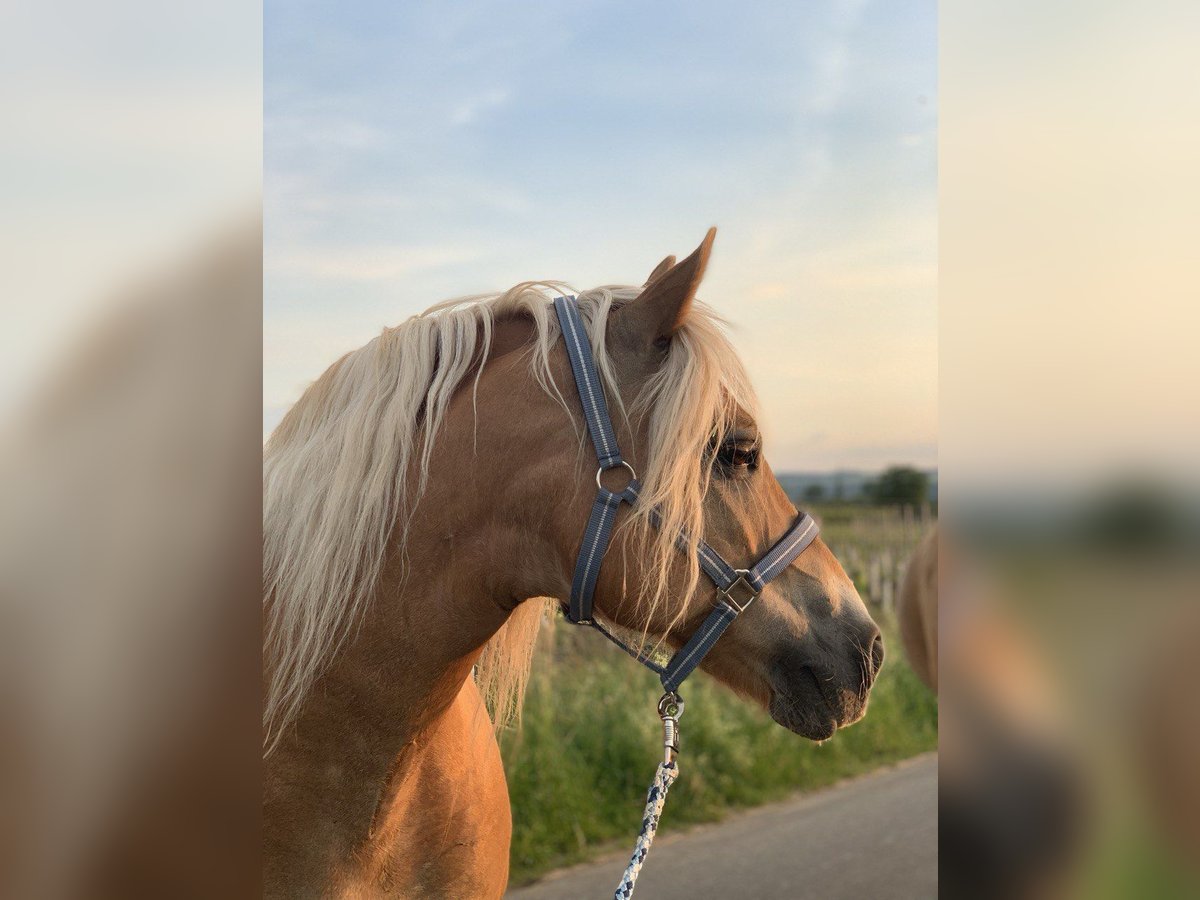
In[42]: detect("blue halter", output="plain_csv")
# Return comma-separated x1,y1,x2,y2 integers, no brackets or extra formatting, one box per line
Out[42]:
553,295,820,693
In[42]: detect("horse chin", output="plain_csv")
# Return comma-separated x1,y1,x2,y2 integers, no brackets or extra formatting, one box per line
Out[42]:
767,688,840,741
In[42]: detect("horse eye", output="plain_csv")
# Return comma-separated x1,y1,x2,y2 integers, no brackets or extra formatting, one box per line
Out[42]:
715,440,759,475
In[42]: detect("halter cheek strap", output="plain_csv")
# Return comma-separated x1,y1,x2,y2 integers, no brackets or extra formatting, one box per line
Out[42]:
554,294,644,623
553,295,820,693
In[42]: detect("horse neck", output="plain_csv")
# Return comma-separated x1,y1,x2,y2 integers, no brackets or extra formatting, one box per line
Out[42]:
264,556,496,892
264,452,563,895
269,514,516,764
264,330,585,893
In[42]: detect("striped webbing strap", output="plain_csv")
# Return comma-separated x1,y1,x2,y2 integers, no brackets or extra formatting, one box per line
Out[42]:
552,295,820,693
554,294,643,624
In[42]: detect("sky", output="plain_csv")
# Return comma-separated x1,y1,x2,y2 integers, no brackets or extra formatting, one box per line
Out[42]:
264,0,936,472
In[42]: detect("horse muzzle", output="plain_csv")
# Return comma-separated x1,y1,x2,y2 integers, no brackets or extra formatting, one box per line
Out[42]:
767,640,880,740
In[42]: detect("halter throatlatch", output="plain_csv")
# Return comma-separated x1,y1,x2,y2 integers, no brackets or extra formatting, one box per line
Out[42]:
553,295,821,898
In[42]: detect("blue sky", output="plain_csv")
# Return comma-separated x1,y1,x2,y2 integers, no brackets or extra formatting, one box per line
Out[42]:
265,0,936,471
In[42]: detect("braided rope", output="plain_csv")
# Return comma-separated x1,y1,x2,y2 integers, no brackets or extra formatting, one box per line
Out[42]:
613,761,678,899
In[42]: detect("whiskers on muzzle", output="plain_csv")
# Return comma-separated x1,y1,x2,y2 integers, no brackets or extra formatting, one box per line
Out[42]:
858,630,886,695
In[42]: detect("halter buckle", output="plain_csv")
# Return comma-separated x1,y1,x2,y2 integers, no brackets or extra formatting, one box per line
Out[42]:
719,571,759,613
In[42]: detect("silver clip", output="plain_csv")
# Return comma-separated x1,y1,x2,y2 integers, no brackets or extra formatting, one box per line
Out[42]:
658,692,684,764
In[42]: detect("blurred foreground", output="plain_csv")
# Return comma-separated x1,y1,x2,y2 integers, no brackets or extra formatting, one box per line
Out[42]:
0,228,263,898
939,499,1200,899
940,1,1200,896
1,2,261,895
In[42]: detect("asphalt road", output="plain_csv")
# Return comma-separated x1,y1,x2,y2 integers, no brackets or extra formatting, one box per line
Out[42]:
506,753,937,900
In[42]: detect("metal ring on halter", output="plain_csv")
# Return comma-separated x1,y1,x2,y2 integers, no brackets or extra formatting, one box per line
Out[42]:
596,460,637,492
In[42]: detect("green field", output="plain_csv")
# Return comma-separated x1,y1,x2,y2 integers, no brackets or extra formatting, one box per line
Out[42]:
500,505,938,885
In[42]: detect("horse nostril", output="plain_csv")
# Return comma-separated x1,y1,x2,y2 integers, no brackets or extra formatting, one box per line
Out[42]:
869,632,885,680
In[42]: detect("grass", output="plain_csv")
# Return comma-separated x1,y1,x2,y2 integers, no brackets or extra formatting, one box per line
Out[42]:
500,506,938,885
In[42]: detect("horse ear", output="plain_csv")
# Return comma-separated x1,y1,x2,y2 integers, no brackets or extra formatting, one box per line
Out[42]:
619,228,716,347
644,255,676,286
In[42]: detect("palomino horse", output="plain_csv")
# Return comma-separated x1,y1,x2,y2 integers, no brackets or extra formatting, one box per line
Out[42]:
897,527,938,693
905,531,1086,899
263,230,882,898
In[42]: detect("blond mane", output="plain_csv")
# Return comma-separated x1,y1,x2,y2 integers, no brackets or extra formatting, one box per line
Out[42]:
263,283,757,752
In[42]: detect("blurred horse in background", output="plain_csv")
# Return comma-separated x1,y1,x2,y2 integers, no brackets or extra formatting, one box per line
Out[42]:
897,527,938,693
898,528,1085,900
1136,606,1200,878
263,232,882,897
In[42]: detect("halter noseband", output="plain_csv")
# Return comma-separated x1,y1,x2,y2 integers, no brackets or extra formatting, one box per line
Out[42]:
553,295,820,694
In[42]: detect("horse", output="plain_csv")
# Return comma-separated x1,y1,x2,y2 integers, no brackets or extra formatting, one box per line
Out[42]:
897,526,939,692
906,531,1087,900
263,230,883,898
1134,605,1200,881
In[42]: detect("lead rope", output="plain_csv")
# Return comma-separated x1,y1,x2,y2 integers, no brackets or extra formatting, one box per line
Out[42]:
613,693,684,899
